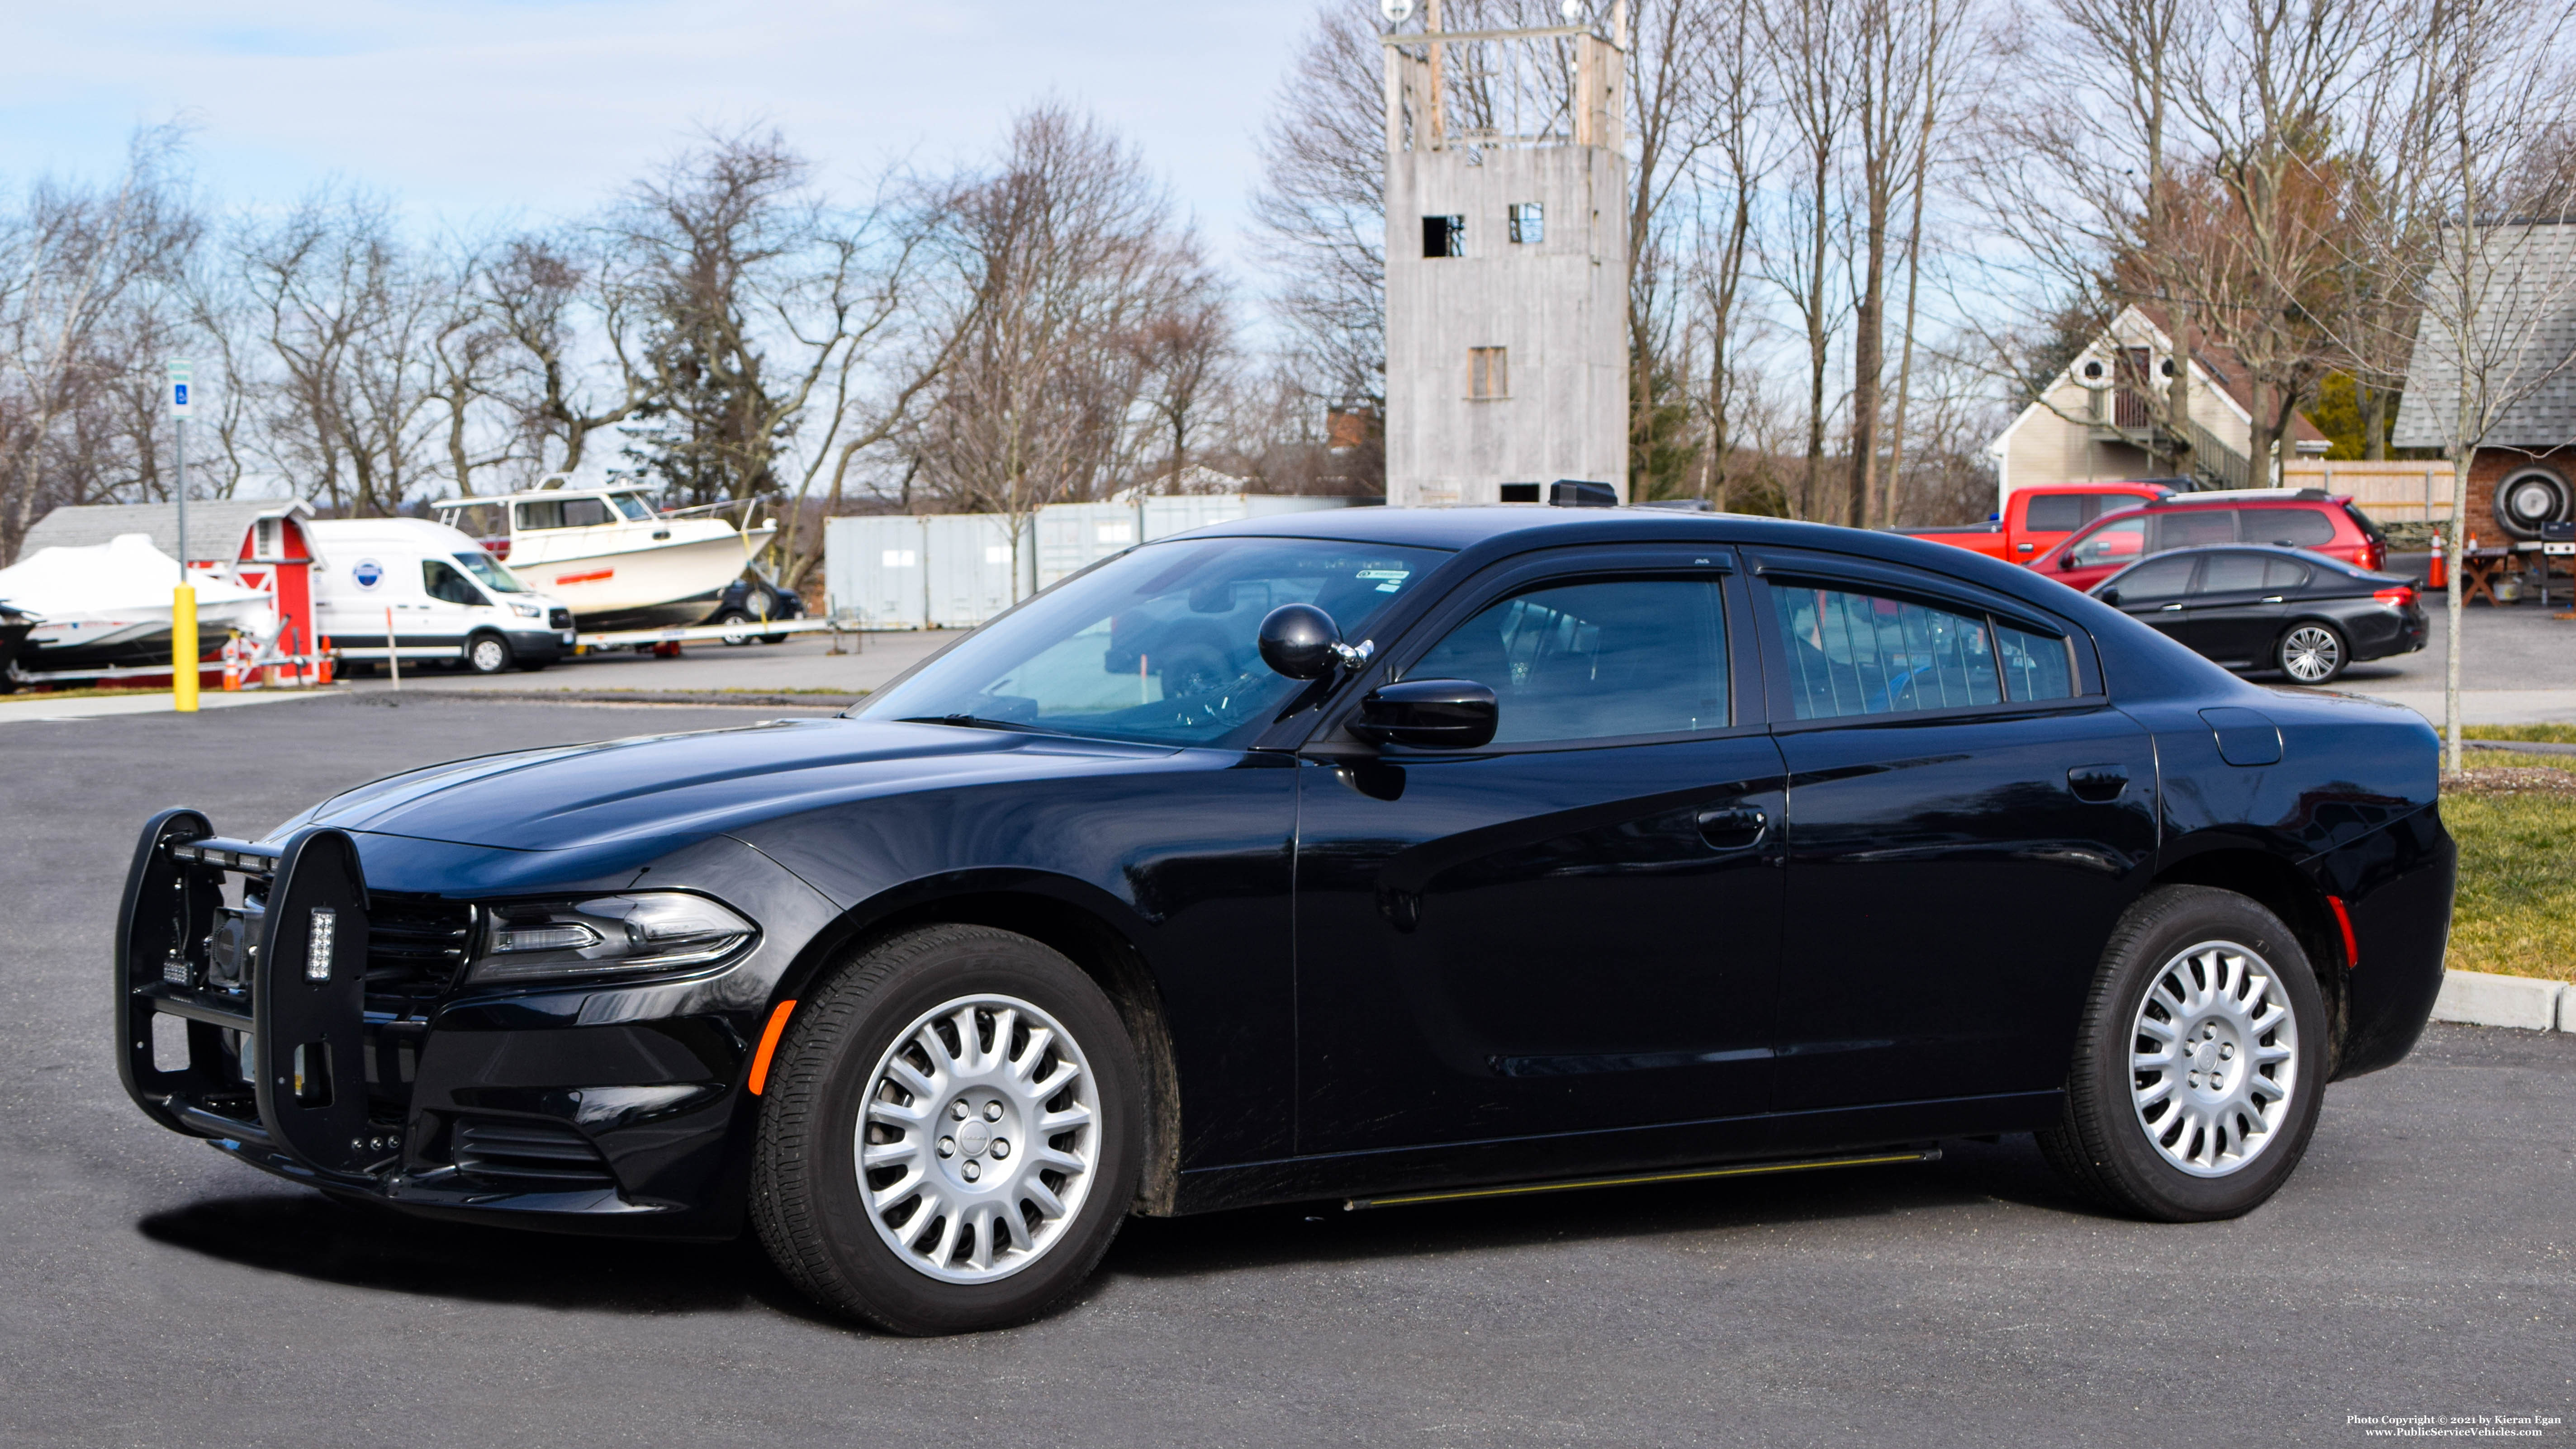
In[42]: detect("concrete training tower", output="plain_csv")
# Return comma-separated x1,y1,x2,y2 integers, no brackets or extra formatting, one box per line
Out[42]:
1381,0,1631,507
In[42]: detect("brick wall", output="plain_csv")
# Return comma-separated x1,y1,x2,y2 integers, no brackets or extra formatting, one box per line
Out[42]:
2468,446,2576,543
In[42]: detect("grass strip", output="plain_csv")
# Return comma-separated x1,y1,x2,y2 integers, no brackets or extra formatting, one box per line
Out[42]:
2442,752,2576,984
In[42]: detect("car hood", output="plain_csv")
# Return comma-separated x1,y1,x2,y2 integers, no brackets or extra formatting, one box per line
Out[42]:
271,717,1178,855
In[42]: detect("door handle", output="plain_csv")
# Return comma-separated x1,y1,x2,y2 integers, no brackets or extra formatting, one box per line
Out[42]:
1697,805,1769,851
2158,602,2184,611
2261,595,2286,603
2068,763,2130,801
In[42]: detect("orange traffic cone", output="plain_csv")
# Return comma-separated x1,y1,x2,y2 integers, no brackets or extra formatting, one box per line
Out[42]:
2428,535,2447,590
220,635,242,692
316,637,334,686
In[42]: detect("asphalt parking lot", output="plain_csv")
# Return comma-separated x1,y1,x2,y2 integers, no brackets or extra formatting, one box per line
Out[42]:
2,696,2570,1447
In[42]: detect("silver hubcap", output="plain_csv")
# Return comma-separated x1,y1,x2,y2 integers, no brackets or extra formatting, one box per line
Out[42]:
856,994,1100,1284
2130,940,2300,1177
472,639,505,671
2280,626,2339,682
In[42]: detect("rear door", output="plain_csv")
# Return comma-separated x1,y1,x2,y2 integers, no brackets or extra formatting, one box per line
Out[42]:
2176,551,2305,666
1754,550,2158,1133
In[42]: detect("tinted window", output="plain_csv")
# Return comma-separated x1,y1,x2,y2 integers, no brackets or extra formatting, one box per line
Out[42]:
2264,557,2312,591
1411,578,1727,743
1771,584,2000,720
516,497,613,530
422,559,484,606
2068,515,2149,568
610,493,655,521
1997,623,2076,701
854,537,1445,748
2155,509,2238,549
2195,551,2276,594
2249,507,2336,546
2026,494,2089,532
2110,555,2196,601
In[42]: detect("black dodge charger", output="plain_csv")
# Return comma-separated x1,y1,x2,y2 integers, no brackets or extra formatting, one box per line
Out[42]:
115,505,2456,1334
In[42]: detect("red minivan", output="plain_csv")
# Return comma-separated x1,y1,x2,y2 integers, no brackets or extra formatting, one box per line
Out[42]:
2029,489,2390,593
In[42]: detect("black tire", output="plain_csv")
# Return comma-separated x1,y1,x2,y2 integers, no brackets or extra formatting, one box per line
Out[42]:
2038,885,2329,1222
465,632,513,675
751,924,1144,1335
2274,621,2347,684
715,609,756,646
516,657,550,672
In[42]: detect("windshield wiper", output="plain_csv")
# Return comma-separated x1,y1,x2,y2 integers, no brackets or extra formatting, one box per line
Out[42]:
897,714,1046,734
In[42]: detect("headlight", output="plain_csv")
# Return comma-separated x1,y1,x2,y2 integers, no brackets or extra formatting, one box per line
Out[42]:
510,601,545,619
465,892,757,985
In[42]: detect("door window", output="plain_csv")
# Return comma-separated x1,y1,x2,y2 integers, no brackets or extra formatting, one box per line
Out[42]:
2024,494,2094,532
1770,584,2002,719
2194,550,2307,594
2110,554,2196,603
2246,507,2336,547
2154,509,2238,549
2068,515,2148,568
1997,623,2077,701
422,559,486,606
1408,578,1727,743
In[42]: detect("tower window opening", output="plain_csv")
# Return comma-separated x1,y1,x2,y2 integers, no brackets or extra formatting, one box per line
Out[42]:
1470,346,1510,400
1423,215,1466,258
1509,202,1544,244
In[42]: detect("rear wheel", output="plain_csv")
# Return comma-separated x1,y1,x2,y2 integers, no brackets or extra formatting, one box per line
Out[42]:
2275,622,2346,684
752,924,1143,1335
465,633,513,675
2039,886,2328,1222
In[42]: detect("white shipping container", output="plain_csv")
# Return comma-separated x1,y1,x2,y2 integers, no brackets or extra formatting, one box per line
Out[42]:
924,514,1032,628
1034,502,1141,590
1139,494,1350,541
824,516,928,629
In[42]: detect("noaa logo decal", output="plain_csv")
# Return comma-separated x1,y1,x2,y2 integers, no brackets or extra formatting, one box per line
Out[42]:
351,559,385,590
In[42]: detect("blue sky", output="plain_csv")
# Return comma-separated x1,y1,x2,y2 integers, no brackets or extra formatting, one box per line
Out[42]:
3,0,1325,268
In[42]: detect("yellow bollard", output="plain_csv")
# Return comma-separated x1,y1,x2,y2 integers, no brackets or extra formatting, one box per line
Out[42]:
172,585,199,713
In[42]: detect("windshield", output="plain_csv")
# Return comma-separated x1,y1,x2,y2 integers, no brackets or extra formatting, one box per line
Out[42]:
451,550,531,593
855,536,1448,748
611,492,655,521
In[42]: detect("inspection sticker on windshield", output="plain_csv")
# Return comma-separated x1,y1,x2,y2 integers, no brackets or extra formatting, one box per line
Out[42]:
1357,568,1411,592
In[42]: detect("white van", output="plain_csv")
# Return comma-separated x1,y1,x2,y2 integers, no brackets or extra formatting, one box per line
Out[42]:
307,517,576,674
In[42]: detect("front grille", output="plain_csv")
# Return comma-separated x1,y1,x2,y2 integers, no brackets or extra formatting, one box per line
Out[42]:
548,607,573,629
451,1116,615,1189
365,895,474,1007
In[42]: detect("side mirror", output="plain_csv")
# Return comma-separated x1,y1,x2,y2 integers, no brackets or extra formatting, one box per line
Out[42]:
1258,603,1342,680
2095,587,2122,606
1351,679,1499,749
2057,554,2078,571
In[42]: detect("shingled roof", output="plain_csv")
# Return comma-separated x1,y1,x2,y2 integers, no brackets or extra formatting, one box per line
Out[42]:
2391,222,2576,450
17,498,311,564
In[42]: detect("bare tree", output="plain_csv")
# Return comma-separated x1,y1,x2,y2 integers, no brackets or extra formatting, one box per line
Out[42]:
1132,251,1238,493
482,231,655,479
1760,0,1855,521
2367,0,2576,768
911,104,1199,592
1250,4,1392,404
0,124,198,560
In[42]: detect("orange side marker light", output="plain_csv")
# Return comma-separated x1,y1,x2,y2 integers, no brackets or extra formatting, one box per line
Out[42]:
2325,895,2359,970
748,999,797,1095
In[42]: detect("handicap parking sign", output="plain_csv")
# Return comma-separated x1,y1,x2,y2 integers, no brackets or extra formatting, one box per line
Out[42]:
352,559,384,590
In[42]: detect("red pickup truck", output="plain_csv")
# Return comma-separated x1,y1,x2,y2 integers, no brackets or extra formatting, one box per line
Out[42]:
1902,481,2172,562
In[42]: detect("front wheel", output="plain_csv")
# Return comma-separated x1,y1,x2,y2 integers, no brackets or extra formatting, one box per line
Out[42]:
751,924,1144,1334
465,633,513,675
715,609,756,645
2276,622,2346,684
2039,886,2329,1222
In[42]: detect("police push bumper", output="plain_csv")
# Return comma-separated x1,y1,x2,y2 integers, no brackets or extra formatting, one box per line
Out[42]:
115,810,383,1179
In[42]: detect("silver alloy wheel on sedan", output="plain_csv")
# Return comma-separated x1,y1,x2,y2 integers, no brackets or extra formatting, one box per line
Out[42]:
2129,939,2300,1177
855,993,1101,1284
2278,625,2342,683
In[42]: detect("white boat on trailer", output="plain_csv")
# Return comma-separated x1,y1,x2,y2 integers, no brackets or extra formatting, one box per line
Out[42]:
436,478,775,630
0,534,272,684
